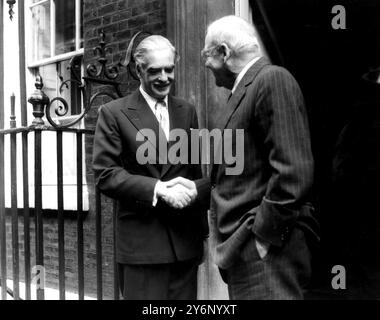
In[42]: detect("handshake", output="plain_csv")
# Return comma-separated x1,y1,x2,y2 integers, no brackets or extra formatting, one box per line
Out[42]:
156,177,197,209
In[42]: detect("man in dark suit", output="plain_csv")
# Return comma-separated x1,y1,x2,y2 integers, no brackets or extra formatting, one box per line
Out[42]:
202,16,317,299
92,35,210,300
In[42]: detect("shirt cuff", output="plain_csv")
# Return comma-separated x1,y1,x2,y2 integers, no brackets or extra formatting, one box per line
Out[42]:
152,180,164,207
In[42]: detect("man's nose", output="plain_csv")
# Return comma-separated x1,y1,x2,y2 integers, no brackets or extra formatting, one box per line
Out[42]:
159,70,168,82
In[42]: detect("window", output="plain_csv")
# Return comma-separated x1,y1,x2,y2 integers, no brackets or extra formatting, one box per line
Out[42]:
27,0,84,119
20,0,89,212
235,0,252,22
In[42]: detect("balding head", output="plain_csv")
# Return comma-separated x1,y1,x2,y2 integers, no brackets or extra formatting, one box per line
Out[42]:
202,15,262,89
205,15,261,60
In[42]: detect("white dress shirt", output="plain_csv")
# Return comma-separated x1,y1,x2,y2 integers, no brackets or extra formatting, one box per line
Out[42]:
139,86,170,140
139,86,170,206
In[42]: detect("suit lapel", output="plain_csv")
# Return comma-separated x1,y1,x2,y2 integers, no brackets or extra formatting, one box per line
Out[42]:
161,96,186,178
217,83,246,131
216,57,270,131
120,91,188,178
168,96,186,132
211,57,270,180
120,90,167,165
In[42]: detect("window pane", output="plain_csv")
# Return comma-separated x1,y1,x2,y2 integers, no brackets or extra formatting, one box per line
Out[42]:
31,2,51,60
38,64,57,103
55,0,76,55
59,58,82,116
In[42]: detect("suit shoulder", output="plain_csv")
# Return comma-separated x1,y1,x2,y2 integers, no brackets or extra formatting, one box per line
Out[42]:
98,94,132,115
258,64,297,83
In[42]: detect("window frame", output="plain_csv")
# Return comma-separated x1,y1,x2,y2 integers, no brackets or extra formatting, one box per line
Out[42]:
27,0,83,68
235,0,252,23
26,0,84,120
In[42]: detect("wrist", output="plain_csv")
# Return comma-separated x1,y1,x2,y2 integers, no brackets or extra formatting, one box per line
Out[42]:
155,180,167,198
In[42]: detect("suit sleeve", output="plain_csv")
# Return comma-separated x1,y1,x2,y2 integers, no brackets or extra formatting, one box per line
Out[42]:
92,105,158,207
252,67,314,247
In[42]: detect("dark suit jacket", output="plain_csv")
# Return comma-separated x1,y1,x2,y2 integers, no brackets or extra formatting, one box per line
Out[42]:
209,57,317,269
92,89,210,264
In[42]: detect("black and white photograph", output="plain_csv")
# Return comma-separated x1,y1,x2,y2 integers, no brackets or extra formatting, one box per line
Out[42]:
0,0,380,307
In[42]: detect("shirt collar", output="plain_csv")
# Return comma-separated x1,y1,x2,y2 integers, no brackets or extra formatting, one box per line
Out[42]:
139,85,168,110
231,56,261,94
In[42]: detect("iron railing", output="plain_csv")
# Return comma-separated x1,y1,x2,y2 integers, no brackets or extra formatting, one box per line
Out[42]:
0,31,147,300
0,120,99,300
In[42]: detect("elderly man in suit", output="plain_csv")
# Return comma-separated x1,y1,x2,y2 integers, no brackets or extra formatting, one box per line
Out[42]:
202,16,317,300
93,35,210,300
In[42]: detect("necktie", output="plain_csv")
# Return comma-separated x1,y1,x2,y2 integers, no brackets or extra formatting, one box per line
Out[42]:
155,100,169,140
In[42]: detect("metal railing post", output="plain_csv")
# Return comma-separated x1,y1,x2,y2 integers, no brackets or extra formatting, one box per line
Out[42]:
28,77,49,300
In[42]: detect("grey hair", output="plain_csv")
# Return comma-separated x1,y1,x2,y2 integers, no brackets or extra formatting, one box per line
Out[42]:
205,15,261,57
133,35,179,69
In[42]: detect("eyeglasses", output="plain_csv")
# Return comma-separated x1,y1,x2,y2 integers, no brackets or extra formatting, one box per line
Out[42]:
201,45,220,59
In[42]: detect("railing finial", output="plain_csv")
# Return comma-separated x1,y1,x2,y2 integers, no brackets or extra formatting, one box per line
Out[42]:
28,76,50,126
7,0,16,21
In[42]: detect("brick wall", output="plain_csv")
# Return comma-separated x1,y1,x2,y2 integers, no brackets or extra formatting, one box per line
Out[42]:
5,210,115,299
4,0,167,300
84,0,167,130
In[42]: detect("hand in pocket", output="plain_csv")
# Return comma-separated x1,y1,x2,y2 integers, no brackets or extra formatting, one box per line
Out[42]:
255,237,270,259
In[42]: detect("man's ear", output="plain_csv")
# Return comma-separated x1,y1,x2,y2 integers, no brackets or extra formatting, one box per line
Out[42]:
219,43,231,62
